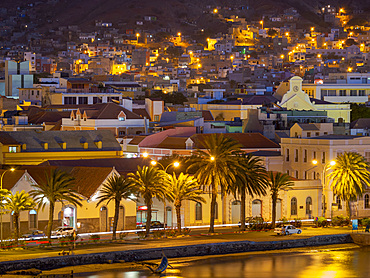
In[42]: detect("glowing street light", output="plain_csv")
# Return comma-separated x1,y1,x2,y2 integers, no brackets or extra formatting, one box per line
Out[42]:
210,156,215,161
260,20,263,29
213,8,218,14
136,33,140,43
142,152,149,158
312,159,336,217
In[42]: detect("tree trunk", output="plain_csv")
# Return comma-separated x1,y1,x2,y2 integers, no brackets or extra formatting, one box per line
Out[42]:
272,194,277,229
47,202,55,240
221,192,226,225
346,200,352,219
14,212,19,244
112,199,120,240
209,185,217,233
240,190,246,231
146,201,152,237
176,204,181,232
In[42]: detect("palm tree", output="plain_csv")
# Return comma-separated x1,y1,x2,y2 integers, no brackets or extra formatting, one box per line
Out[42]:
268,171,294,228
5,191,35,243
328,152,370,219
128,166,170,236
234,154,269,231
167,173,205,232
30,169,82,239
96,174,134,240
187,134,242,233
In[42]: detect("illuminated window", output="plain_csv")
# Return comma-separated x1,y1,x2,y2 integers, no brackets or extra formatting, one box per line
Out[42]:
306,197,312,215
365,194,370,209
119,117,125,121
291,197,297,215
29,210,37,229
195,202,202,221
9,146,17,153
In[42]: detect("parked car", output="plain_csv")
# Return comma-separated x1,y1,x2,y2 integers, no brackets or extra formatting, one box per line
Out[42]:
51,227,76,236
22,230,45,239
274,225,302,235
136,221,165,229
238,216,265,228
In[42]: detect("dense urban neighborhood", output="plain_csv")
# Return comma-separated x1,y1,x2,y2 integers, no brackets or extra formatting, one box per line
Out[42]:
1,0,370,246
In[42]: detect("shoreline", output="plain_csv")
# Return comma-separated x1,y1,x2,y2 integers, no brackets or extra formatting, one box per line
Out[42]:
40,243,361,276
0,233,353,274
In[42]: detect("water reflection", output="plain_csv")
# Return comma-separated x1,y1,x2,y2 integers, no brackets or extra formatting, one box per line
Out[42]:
76,247,370,278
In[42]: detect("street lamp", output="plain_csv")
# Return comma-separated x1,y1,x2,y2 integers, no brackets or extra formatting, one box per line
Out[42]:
142,152,149,158
0,168,15,242
150,160,180,228
136,33,140,43
260,20,263,29
312,159,336,217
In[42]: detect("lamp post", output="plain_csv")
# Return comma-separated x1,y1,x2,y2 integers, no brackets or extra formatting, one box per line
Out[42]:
312,159,336,218
0,168,15,242
150,160,180,228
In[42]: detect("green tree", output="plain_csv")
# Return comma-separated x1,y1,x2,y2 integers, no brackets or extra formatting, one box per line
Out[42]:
128,166,169,236
30,169,82,239
328,152,370,219
187,134,242,233
167,173,205,232
5,191,35,243
96,174,135,240
235,154,269,230
268,171,294,228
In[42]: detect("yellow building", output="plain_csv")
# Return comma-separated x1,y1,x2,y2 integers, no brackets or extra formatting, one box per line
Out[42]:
279,76,351,123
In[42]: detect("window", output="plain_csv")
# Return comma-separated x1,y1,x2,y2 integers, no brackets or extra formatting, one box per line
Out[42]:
154,115,160,121
304,150,307,162
339,90,346,96
291,197,297,215
64,97,76,105
316,132,319,136
307,132,311,138
9,146,17,153
295,170,298,179
313,151,316,160
359,90,366,96
118,117,125,121
322,152,326,164
286,149,290,162
365,152,370,163
365,194,370,209
29,210,37,229
78,97,88,104
304,171,307,179
306,197,312,215
214,202,218,220
93,97,102,104
328,90,336,96
350,90,357,96
321,90,328,99
195,202,202,221
118,131,126,136
295,149,299,162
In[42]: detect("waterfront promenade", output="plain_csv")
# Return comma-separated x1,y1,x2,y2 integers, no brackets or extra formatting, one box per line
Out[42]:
0,226,358,274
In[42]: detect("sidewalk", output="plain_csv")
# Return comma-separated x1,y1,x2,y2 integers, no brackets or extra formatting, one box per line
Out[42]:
0,227,353,263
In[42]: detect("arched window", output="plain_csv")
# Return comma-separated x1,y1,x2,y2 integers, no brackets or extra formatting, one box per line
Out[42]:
291,197,297,215
29,209,37,230
336,196,342,210
365,194,370,209
306,197,312,215
195,202,202,221
214,202,218,220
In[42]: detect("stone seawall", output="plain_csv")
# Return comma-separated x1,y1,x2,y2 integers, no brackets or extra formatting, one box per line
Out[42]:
0,234,353,273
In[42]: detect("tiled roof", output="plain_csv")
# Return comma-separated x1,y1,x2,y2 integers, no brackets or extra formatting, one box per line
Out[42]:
40,158,149,175
309,98,333,105
28,111,71,125
128,136,146,145
191,133,280,149
0,133,20,145
156,137,187,149
297,124,319,131
201,110,214,121
350,118,370,129
133,108,151,120
1,130,121,152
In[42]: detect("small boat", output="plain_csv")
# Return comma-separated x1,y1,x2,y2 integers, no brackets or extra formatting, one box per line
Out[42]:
142,253,169,274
